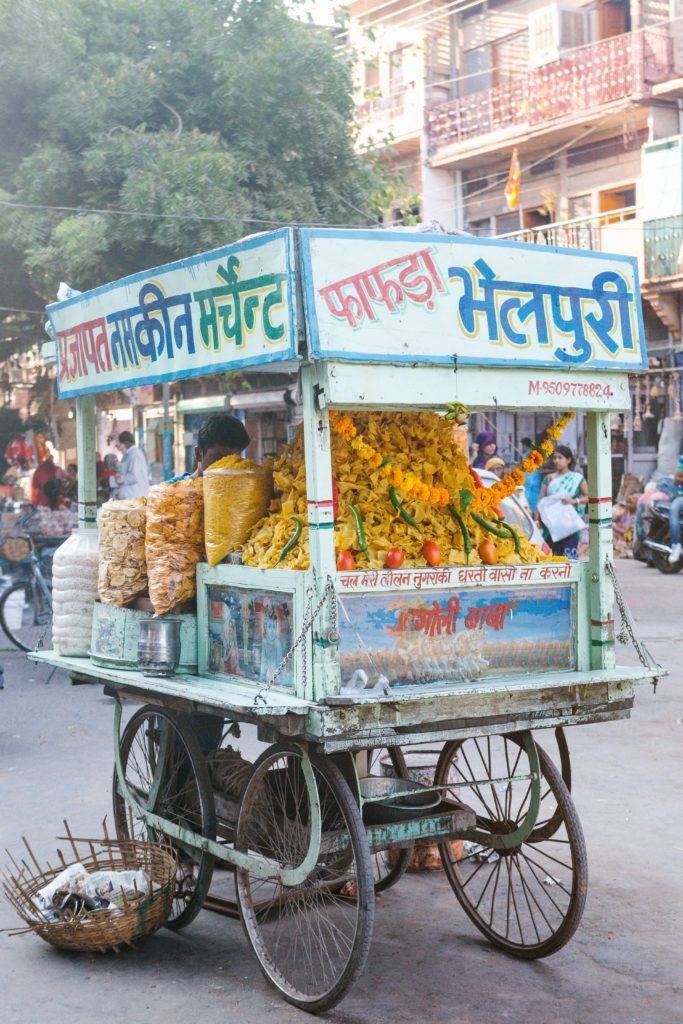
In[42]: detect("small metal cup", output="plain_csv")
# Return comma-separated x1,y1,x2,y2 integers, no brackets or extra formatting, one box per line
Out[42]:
138,618,182,676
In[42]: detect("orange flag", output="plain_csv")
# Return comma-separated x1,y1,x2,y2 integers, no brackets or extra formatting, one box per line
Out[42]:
504,148,521,210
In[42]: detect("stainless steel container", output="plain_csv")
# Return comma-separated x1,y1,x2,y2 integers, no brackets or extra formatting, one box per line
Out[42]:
138,618,182,676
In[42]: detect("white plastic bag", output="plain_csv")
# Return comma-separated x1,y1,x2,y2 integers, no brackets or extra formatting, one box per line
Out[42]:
52,528,99,656
537,494,585,543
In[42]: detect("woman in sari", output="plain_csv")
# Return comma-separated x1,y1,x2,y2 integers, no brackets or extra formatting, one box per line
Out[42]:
538,445,588,558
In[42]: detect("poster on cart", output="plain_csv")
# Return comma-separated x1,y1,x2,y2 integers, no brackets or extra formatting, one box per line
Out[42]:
47,228,298,398
337,584,574,690
300,228,646,372
206,584,295,687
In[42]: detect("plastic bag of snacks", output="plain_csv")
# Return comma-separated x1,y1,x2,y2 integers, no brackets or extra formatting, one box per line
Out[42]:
204,455,273,567
146,478,204,615
98,498,147,606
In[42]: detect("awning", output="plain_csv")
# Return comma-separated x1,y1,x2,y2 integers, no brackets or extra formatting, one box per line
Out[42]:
229,389,287,411
176,395,228,415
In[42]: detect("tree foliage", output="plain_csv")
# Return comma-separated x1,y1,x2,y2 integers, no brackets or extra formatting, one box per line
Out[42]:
0,0,399,351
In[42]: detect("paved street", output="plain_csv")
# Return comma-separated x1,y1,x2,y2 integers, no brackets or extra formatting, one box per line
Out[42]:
1,558,681,1024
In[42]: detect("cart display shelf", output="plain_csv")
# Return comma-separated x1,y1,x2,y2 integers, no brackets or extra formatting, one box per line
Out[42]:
31,649,648,750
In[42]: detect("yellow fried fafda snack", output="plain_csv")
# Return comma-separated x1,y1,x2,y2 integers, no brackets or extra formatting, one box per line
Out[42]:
204,454,273,567
146,478,204,614
242,412,555,571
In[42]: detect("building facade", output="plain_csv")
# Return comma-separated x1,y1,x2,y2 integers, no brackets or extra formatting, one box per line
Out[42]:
351,0,683,481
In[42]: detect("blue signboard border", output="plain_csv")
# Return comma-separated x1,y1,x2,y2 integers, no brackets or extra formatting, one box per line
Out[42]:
47,227,300,398
299,227,648,372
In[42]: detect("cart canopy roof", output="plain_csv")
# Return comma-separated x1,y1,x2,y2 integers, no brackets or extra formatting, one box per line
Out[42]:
46,227,646,399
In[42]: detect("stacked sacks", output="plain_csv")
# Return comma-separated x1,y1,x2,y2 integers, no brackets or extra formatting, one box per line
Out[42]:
52,529,100,656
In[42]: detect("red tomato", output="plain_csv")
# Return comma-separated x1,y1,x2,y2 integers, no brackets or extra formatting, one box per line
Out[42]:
422,540,442,566
479,539,498,565
385,548,404,569
336,550,356,571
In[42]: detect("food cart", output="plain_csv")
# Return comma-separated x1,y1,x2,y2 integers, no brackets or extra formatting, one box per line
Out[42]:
37,227,656,1012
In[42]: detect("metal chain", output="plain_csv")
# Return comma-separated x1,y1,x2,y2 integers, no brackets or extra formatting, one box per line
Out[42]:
252,575,337,707
605,557,662,690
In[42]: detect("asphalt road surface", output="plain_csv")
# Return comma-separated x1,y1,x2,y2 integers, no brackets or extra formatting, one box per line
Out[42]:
0,558,681,1024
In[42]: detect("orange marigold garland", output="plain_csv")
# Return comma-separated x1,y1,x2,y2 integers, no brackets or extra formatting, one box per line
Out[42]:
330,409,574,514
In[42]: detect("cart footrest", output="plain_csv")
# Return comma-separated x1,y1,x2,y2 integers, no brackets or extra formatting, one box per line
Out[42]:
365,800,476,853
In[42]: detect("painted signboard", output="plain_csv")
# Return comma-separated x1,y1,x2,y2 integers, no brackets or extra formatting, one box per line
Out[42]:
300,228,646,372
206,584,294,687
47,228,298,398
337,585,574,689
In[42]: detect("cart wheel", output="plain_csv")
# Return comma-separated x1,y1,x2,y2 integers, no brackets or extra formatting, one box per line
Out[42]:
360,747,412,893
235,744,375,1013
112,706,216,930
435,733,587,959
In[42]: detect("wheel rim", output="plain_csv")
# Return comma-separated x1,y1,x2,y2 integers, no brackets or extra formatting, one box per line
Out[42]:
236,747,374,1010
437,734,587,958
113,709,215,928
0,582,52,652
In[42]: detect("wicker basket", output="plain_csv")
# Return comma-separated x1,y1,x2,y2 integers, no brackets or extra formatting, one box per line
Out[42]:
0,537,31,562
2,822,176,953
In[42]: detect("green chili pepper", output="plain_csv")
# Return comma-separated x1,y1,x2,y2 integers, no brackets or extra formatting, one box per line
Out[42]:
388,486,422,533
349,504,369,558
448,503,471,563
470,510,512,541
378,456,393,468
277,515,302,563
495,518,523,557
459,488,474,515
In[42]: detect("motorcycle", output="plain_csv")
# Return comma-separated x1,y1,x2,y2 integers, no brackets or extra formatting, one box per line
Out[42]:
636,500,683,574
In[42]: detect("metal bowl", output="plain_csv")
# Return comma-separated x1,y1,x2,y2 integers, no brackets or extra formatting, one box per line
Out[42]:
360,775,441,824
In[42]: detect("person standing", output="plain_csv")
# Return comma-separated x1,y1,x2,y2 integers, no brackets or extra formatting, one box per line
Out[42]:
112,431,149,500
537,445,588,559
472,430,497,469
31,456,65,506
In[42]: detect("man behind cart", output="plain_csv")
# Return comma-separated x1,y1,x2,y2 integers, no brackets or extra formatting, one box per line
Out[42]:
168,413,250,482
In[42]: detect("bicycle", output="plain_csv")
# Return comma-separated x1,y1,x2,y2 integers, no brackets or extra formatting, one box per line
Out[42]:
0,511,56,652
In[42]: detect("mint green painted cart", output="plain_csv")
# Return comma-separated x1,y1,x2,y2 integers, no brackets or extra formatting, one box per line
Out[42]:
36,227,658,1012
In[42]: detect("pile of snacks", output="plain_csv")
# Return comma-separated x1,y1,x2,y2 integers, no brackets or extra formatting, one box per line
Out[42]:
98,498,147,606
243,412,556,570
146,478,204,614
204,454,273,568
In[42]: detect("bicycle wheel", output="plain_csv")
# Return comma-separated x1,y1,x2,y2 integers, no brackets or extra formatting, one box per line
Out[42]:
435,733,587,959
0,579,52,653
359,747,412,892
112,706,216,930
235,744,375,1013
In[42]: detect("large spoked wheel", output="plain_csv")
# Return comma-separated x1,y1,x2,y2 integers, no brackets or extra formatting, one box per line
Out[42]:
0,580,52,653
235,744,375,1014
360,747,412,893
435,732,587,959
112,706,216,930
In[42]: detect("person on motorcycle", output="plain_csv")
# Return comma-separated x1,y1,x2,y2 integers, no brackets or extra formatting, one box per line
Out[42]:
662,456,683,563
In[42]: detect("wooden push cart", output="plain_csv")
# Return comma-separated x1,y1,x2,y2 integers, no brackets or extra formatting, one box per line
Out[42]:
36,227,657,1012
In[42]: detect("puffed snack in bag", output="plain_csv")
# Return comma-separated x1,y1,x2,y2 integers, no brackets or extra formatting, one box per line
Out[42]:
98,498,148,606
146,478,204,615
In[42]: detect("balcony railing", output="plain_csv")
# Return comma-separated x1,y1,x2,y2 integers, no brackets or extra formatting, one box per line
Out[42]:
644,216,683,279
498,206,639,251
428,26,674,151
